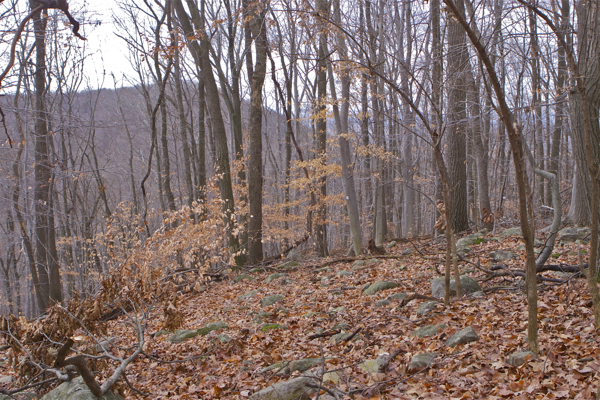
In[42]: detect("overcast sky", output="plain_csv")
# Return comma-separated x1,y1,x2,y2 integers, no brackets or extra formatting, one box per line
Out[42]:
74,0,136,87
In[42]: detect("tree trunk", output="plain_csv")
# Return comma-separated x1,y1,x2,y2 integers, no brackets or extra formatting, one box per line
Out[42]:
32,3,53,312
244,0,268,264
446,0,470,233
315,0,329,257
174,0,242,262
327,0,363,256
445,0,539,353
399,0,416,238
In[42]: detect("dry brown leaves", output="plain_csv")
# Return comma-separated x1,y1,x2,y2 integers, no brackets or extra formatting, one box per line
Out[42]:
1,230,599,399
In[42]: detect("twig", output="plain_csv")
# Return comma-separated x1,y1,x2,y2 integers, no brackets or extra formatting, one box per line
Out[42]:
141,346,214,364
308,330,340,340
122,372,149,397
342,327,361,343
0,377,57,395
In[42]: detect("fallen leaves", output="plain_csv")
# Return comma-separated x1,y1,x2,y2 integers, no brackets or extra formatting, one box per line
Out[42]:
1,233,598,399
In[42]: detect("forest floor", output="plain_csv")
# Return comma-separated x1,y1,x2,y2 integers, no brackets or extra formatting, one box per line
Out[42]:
3,229,600,399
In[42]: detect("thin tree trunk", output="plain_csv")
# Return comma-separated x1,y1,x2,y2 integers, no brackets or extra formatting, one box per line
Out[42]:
174,0,242,262
244,0,267,264
315,0,329,257
32,2,52,311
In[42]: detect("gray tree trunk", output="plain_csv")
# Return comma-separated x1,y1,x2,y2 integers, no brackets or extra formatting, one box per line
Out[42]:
174,0,243,262
315,0,329,257
446,0,470,233
327,0,363,256
244,0,268,264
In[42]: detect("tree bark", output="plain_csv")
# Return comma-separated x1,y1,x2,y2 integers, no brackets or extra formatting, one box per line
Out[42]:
445,0,539,353
327,0,363,256
174,0,242,262
446,0,470,233
244,0,267,264
315,0,329,257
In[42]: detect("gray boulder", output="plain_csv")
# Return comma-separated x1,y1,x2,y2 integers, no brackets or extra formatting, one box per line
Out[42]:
168,321,227,343
250,376,316,400
260,323,286,332
417,301,439,315
499,227,522,237
233,274,255,283
239,289,262,300
507,351,537,367
196,321,227,336
167,329,198,343
387,293,406,302
489,250,515,262
558,227,591,244
407,353,437,374
363,281,399,296
431,276,481,299
411,324,445,339
265,273,286,283
277,261,298,270
375,299,391,308
445,326,479,347
41,377,123,400
260,294,284,307
456,234,484,248
288,358,324,373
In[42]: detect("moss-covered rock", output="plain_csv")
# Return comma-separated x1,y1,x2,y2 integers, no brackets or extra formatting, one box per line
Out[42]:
407,353,437,374
445,326,479,347
363,281,399,295
431,275,481,299
277,261,299,270
506,350,537,367
499,227,522,237
265,273,286,283
239,289,262,300
417,301,439,315
260,323,286,332
40,377,123,400
411,324,445,338
233,274,255,283
260,294,284,307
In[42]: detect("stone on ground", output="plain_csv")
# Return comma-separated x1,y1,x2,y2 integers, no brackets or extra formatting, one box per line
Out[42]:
239,289,262,300
260,323,286,332
277,261,298,270
387,293,406,301
411,324,445,338
288,358,324,373
431,276,481,298
507,351,537,367
417,301,439,315
40,377,123,400
168,321,227,343
489,250,515,262
407,353,437,374
260,294,284,307
499,227,522,237
233,274,255,283
363,281,399,295
558,227,591,244
249,376,316,400
445,326,479,347
265,273,286,283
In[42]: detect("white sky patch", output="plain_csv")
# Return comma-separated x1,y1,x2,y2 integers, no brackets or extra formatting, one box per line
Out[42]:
73,0,136,87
